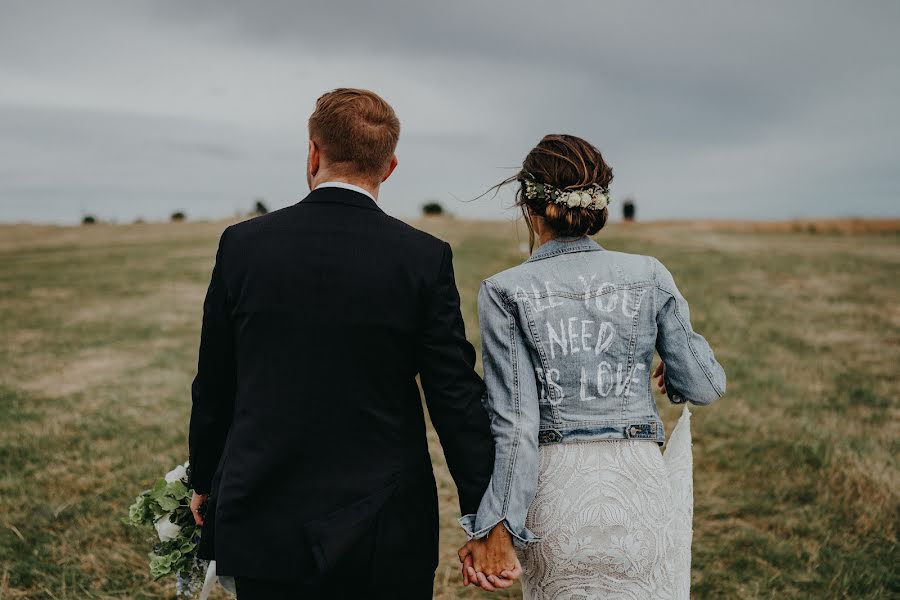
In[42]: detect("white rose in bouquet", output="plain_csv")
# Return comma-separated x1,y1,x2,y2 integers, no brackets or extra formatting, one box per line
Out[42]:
154,516,182,542
566,193,581,208
165,463,188,483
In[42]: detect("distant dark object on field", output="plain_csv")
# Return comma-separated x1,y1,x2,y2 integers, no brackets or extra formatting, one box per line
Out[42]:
82,215,97,225
133,217,145,225
254,199,269,215
171,211,186,222
622,197,636,222
793,222,820,235
422,201,444,216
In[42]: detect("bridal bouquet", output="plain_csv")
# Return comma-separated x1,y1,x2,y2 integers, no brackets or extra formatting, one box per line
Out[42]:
125,461,208,597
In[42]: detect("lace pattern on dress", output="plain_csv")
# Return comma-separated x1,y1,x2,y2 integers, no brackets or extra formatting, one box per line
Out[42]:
519,407,693,600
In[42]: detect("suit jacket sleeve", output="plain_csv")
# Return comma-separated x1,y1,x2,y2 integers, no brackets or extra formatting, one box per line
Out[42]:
418,242,494,515
188,228,237,495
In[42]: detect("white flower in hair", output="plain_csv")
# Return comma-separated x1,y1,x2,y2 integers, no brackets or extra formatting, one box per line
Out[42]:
592,193,610,210
520,172,612,212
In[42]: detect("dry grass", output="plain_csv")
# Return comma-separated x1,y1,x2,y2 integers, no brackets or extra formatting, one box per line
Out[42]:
0,217,897,599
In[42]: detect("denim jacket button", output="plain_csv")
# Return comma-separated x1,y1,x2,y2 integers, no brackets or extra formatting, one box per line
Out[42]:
538,429,562,444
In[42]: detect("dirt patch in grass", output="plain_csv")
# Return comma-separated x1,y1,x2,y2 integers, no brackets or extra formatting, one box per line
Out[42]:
68,281,206,326
21,347,151,399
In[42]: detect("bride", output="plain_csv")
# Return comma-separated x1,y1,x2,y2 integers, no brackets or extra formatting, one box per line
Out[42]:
458,134,726,598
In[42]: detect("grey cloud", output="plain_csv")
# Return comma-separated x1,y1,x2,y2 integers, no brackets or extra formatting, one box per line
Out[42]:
0,0,898,223
160,141,243,160
0,104,304,222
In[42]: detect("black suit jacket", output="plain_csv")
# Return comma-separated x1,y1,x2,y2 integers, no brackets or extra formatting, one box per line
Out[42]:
188,187,494,584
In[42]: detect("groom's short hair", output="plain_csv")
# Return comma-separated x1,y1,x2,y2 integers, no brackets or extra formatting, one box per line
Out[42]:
308,88,400,179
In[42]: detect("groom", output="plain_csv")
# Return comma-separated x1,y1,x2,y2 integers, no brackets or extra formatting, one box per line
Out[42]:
187,88,516,598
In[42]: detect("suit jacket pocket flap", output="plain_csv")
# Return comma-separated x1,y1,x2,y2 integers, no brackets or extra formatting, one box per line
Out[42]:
301,480,398,575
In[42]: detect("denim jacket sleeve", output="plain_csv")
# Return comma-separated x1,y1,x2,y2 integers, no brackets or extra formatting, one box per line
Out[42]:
652,258,726,405
459,279,541,548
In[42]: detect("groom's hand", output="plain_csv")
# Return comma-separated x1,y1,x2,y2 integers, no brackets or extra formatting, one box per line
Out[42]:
458,525,522,591
190,491,208,526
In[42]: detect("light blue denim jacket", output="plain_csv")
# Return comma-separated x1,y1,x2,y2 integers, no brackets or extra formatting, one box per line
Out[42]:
459,236,726,547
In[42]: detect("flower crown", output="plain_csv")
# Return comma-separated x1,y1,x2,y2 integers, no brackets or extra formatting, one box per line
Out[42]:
520,172,611,211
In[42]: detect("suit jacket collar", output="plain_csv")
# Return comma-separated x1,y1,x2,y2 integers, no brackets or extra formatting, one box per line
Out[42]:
300,186,384,213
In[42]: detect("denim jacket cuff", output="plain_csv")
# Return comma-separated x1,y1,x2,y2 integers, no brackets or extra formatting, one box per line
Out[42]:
664,371,687,404
458,514,541,549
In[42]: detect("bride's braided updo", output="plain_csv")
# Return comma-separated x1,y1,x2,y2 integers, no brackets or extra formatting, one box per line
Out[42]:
500,134,613,250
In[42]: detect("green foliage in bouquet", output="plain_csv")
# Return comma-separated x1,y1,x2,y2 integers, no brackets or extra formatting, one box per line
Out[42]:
125,463,204,587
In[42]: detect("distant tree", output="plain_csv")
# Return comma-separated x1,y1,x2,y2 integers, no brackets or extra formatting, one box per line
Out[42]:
622,197,636,222
170,211,186,222
254,199,269,215
133,217,145,224
82,215,97,225
422,201,444,216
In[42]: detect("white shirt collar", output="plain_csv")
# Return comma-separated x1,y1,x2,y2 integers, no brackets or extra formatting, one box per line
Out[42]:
314,181,376,202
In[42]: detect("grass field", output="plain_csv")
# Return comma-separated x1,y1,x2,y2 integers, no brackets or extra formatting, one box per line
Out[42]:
1,217,897,599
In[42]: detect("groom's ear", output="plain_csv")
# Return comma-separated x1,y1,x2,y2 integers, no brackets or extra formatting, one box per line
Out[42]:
308,139,320,177
381,154,398,183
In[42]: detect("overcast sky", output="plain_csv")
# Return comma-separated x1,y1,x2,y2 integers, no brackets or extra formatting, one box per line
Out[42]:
1,0,898,223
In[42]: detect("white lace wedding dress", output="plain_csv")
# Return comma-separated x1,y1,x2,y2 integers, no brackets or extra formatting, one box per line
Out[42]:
519,407,693,600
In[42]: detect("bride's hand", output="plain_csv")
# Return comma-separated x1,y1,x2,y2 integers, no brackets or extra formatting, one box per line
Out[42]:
653,361,667,395
458,525,522,591
460,545,521,591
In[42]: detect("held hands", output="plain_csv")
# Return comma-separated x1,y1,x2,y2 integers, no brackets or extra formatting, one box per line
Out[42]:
458,524,522,591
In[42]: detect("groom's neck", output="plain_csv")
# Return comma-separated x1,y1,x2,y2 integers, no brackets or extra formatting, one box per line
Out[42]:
311,170,380,200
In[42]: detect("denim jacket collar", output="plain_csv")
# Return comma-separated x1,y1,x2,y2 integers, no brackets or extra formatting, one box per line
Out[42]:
526,236,604,262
